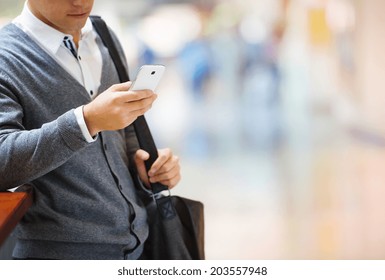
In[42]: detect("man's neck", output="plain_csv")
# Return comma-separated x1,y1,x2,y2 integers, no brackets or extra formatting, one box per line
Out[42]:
27,1,82,47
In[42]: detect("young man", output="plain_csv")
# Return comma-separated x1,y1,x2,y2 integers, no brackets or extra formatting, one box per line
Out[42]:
0,0,181,259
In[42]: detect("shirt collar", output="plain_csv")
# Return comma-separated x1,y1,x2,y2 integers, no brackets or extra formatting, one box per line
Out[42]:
14,2,94,55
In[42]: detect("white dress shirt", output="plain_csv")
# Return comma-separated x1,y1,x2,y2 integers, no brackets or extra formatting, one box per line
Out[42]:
13,2,102,142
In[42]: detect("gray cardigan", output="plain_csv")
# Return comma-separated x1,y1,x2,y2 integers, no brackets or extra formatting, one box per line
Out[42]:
0,23,148,259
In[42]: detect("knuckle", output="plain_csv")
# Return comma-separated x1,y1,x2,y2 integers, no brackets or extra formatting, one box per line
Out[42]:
162,148,172,156
129,92,139,100
138,108,147,115
160,152,168,161
137,98,148,109
109,84,118,91
140,98,149,107
173,155,179,163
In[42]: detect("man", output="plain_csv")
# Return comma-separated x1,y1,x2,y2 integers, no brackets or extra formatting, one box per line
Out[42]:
0,0,181,259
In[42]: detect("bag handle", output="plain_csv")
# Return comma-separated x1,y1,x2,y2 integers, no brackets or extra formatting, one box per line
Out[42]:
90,16,175,217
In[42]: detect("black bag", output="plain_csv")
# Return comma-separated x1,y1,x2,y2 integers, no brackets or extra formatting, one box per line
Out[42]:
140,192,205,259
91,16,205,260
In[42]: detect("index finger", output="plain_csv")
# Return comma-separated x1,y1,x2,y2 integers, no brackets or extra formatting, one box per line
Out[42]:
149,148,172,176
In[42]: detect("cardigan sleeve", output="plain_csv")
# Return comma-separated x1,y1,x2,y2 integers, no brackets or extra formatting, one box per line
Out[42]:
0,74,90,191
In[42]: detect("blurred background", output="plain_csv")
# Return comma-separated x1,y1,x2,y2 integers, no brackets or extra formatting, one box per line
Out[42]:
2,0,385,259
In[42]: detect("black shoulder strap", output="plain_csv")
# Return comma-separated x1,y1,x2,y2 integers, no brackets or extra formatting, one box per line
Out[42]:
90,15,129,82
90,16,171,199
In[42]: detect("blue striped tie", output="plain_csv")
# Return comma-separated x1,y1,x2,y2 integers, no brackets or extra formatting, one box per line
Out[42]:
63,36,78,59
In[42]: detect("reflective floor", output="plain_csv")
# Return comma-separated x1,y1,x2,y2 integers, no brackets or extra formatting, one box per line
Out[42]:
175,114,385,259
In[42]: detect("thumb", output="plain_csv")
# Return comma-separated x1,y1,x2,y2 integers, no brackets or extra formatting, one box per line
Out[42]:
111,81,132,92
134,149,150,187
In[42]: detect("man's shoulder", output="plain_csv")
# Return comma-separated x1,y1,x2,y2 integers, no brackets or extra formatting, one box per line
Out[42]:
0,23,36,55
0,23,22,38
0,23,29,52
0,24,41,76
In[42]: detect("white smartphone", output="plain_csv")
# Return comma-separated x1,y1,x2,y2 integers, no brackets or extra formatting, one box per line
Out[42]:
130,65,165,91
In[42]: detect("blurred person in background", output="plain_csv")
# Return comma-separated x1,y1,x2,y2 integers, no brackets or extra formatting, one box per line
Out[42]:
0,0,180,259
240,0,289,149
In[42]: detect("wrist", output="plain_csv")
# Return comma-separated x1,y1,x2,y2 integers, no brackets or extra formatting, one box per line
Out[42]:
83,104,100,137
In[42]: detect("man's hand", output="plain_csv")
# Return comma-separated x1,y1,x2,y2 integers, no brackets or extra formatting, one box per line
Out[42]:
134,148,181,189
83,81,157,136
